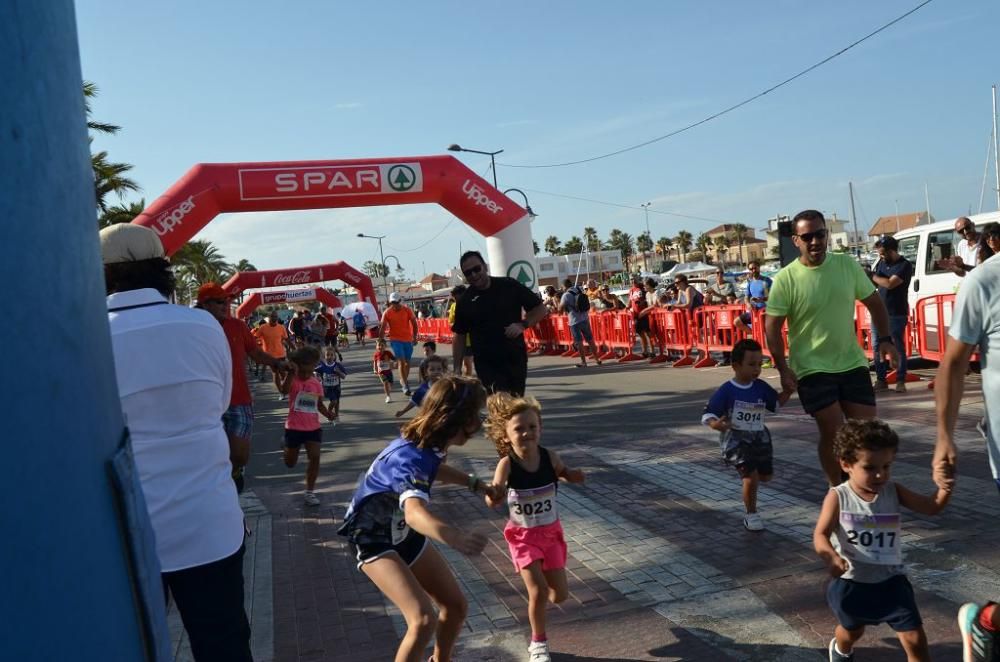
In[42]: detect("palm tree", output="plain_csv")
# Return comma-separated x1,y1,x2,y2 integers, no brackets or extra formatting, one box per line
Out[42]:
562,236,584,256
544,235,562,255
233,259,257,273
636,231,653,271
583,227,601,252
713,235,730,268
85,82,140,213
655,236,673,263
533,240,540,256
695,232,712,262
98,198,145,228
731,223,750,266
172,240,233,302
608,229,635,272
675,230,693,264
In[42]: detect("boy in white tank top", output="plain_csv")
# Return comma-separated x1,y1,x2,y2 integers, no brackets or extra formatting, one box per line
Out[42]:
814,419,951,661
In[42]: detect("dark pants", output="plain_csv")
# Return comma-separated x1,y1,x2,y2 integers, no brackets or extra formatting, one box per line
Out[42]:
162,544,252,662
474,351,528,396
874,314,908,382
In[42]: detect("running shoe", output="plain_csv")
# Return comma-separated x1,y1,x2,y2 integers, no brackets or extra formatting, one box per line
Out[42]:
303,491,320,506
828,638,854,661
977,417,988,440
873,380,890,392
743,513,764,531
959,602,998,662
402,385,412,396
528,641,551,662
385,395,392,404
895,381,907,393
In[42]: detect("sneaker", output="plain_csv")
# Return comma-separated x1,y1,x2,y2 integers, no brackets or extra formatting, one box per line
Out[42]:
977,417,989,440
959,602,998,662
762,359,774,369
385,395,392,404
743,512,764,531
303,491,320,506
402,385,412,396
873,380,889,392
895,381,907,393
828,637,854,661
528,641,551,662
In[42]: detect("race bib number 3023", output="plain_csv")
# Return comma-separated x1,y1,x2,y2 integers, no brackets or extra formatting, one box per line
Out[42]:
507,483,557,528
839,512,902,565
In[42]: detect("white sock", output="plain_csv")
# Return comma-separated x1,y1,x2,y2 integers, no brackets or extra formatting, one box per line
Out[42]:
834,642,850,656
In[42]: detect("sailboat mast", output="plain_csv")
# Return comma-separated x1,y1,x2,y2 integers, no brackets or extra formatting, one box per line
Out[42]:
993,84,1000,211
848,181,860,256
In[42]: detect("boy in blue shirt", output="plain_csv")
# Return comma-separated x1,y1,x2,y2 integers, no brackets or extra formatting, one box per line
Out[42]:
315,346,347,421
703,339,791,531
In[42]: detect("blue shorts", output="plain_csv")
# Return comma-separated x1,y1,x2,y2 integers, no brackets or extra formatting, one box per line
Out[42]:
222,404,254,439
570,319,595,344
827,575,922,632
390,340,414,362
323,385,342,402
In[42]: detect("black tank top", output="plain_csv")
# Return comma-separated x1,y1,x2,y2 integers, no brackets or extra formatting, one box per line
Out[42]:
507,447,557,490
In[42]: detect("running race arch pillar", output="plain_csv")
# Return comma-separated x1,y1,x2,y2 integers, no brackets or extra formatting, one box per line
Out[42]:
132,155,538,291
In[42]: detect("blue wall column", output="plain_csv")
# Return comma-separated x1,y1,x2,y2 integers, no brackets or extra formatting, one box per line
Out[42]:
0,2,169,659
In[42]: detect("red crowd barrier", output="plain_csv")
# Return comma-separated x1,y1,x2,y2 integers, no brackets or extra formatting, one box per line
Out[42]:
648,309,694,366
853,302,920,385
690,305,750,368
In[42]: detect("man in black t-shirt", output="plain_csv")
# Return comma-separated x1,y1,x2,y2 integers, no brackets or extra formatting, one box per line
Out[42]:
872,236,913,393
451,251,547,395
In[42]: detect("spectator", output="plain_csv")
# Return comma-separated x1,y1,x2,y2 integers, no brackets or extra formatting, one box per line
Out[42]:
559,277,602,368
197,283,288,493
352,308,368,346
319,305,337,347
745,260,772,312
599,285,626,311
628,275,652,357
100,224,251,662
585,279,605,311
451,251,547,395
705,268,734,305
765,209,898,486
948,216,989,277
543,285,561,313
871,236,913,394
288,309,306,343
309,308,329,346
669,274,703,312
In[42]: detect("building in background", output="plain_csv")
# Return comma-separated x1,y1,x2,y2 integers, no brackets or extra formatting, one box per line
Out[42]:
703,224,768,266
764,212,865,260
868,211,934,238
536,249,623,287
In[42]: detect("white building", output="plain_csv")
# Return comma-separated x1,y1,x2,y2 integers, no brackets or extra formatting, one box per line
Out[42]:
536,249,623,287
764,212,864,258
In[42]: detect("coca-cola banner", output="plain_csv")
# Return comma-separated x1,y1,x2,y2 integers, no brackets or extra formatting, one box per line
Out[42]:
222,261,379,313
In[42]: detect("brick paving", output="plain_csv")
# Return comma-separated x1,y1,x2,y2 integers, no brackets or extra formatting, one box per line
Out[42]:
229,349,995,661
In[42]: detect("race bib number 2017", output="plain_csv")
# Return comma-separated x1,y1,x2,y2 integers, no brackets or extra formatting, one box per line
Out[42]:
839,512,902,565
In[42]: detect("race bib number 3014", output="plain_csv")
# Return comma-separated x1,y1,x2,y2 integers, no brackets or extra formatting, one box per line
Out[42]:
731,400,765,432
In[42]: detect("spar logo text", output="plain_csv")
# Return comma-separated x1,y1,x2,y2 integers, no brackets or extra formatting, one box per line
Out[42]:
151,196,196,236
461,180,503,215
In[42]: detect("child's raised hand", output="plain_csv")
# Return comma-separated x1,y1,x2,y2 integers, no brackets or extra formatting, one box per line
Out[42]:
563,468,585,484
482,482,504,505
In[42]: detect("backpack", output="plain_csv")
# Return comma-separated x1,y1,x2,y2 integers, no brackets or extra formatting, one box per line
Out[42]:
570,286,590,313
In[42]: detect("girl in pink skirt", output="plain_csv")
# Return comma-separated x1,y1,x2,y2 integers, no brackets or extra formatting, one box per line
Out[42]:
484,393,585,662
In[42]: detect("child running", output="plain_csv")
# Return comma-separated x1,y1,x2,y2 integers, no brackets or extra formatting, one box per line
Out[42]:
814,419,951,662
373,339,397,404
484,392,585,662
279,346,335,506
702,338,791,531
315,345,347,421
396,355,447,418
337,376,497,662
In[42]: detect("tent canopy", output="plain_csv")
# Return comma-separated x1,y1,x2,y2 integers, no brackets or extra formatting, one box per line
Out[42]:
660,261,716,279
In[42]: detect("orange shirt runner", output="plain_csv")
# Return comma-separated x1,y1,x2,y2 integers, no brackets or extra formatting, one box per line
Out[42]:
257,323,288,358
382,306,417,342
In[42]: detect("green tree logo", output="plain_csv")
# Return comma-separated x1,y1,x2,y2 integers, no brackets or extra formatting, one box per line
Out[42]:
506,260,536,289
387,165,416,192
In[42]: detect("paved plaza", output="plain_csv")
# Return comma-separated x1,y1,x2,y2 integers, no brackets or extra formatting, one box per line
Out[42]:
174,343,995,661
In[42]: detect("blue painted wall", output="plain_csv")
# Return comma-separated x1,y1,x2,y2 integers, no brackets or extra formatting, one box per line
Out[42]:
0,2,168,659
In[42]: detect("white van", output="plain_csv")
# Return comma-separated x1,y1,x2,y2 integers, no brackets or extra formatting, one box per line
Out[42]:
890,210,1000,312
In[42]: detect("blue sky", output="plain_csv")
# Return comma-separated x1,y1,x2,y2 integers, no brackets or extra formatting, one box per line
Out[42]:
78,0,999,280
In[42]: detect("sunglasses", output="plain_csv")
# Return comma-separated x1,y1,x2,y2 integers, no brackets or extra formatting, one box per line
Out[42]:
462,265,483,278
957,225,974,235
795,229,828,243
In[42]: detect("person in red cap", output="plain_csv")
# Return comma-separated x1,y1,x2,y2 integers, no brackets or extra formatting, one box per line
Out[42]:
198,282,288,493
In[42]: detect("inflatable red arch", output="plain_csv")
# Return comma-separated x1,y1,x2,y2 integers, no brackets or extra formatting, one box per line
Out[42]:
223,261,376,308
236,287,342,320
131,155,537,289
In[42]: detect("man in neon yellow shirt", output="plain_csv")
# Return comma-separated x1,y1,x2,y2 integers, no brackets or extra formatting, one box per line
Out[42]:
765,210,898,485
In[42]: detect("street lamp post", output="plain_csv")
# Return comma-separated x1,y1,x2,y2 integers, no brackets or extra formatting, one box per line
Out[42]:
357,233,389,303
640,202,652,272
448,144,504,189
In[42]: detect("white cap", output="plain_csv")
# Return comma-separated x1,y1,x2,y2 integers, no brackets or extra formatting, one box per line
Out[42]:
99,224,165,264
389,292,401,303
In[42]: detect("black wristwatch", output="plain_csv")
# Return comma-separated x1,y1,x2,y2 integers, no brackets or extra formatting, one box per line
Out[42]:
877,335,894,345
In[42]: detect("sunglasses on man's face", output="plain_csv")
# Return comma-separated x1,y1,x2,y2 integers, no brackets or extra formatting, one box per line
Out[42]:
795,229,828,243
462,265,483,278
957,225,974,235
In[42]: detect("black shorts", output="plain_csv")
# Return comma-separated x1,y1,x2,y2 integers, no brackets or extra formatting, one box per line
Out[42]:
723,435,774,477
634,315,651,334
352,531,428,568
827,575,922,632
797,367,875,415
283,428,322,448
474,351,528,396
